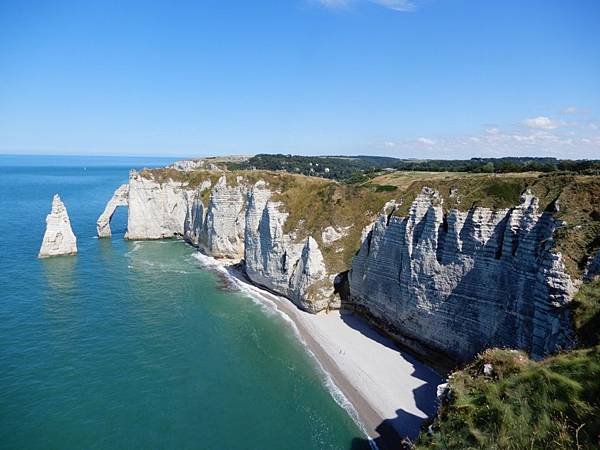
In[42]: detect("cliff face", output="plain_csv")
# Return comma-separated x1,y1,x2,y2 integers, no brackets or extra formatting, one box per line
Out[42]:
100,172,330,312
100,168,587,362
348,188,575,362
198,176,246,259
39,194,77,258
126,170,197,240
244,181,329,312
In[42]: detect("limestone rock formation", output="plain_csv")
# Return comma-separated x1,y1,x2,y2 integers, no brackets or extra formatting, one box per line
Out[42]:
244,181,330,312
96,184,129,237
348,187,576,362
198,176,247,259
99,172,332,311
183,197,206,247
169,159,222,172
102,168,582,363
125,170,197,240
39,194,77,258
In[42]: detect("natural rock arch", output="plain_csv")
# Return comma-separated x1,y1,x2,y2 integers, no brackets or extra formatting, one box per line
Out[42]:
96,184,129,238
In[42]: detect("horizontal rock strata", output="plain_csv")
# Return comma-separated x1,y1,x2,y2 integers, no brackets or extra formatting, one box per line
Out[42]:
348,188,575,362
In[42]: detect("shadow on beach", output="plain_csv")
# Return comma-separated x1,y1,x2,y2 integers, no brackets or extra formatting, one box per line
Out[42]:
350,407,427,450
339,310,440,449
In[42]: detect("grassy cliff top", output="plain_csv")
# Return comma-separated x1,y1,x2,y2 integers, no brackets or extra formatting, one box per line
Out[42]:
416,345,600,450
140,167,599,278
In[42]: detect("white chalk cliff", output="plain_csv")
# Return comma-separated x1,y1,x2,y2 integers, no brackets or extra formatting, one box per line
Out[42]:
99,172,331,312
198,176,247,259
244,181,329,312
39,194,77,258
100,169,582,362
347,188,575,362
125,170,198,240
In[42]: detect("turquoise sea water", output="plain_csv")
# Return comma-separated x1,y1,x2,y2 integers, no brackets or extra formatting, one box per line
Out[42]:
0,155,369,449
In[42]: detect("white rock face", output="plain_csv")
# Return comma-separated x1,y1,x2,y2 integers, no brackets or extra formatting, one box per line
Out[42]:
244,181,330,312
183,197,206,247
39,194,77,258
100,172,333,311
125,171,197,240
169,159,222,172
102,170,583,362
96,184,129,237
169,159,205,171
199,176,247,259
348,187,576,362
321,225,351,245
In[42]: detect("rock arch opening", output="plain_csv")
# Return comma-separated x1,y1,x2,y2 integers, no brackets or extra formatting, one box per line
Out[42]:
96,184,129,238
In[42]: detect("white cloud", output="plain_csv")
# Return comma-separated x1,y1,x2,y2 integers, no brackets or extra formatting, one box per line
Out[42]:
562,106,578,115
417,137,435,145
314,0,417,11
377,113,599,159
522,116,559,130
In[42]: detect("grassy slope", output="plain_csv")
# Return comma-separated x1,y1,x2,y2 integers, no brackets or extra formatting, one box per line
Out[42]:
415,280,600,450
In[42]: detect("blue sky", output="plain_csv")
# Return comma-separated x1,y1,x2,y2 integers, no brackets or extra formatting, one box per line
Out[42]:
1,0,599,158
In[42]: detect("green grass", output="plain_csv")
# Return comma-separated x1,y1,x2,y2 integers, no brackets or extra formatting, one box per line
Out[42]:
570,280,600,348
415,346,600,450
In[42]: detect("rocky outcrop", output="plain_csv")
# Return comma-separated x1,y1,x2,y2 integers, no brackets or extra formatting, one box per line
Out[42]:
584,250,600,281
125,170,197,240
96,184,129,238
198,176,247,259
169,159,222,172
183,197,206,247
39,194,77,258
244,181,330,312
348,188,576,362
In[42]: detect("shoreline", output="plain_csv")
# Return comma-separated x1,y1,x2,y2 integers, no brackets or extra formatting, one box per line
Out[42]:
192,252,442,449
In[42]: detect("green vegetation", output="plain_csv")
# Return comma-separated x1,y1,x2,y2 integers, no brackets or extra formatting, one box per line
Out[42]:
570,280,600,348
415,346,600,450
267,176,394,272
226,154,600,182
227,153,398,180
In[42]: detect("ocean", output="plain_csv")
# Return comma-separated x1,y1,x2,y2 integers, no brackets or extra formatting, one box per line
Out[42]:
0,155,370,449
